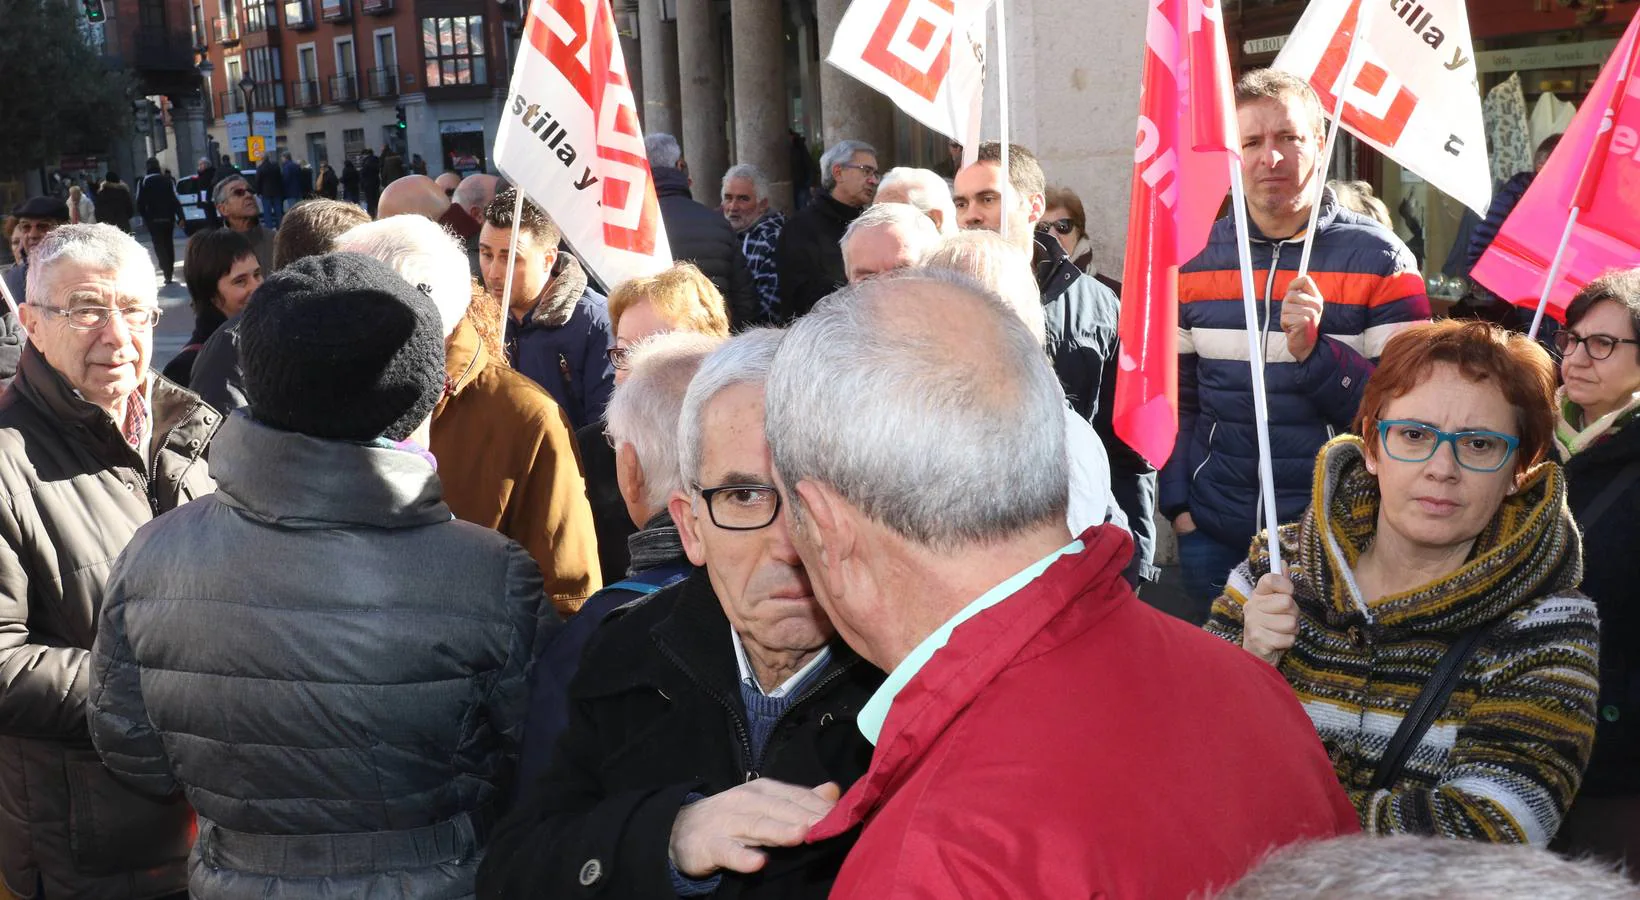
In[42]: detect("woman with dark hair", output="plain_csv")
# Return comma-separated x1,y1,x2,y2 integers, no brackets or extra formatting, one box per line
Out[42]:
165,228,261,387
1206,319,1599,844
1549,267,1640,864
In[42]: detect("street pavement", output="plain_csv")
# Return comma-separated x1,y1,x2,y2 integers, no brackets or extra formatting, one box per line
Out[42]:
136,228,202,374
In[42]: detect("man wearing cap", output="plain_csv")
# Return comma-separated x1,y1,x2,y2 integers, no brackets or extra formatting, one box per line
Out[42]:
0,223,217,898
88,251,543,898
0,196,70,384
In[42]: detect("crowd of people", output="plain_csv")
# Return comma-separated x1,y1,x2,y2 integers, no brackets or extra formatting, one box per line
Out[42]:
0,65,1636,899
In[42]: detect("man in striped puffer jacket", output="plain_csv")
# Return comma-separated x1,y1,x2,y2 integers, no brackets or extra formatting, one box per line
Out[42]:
1162,70,1429,621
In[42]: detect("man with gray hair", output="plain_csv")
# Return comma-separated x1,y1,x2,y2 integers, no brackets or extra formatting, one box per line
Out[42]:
840,202,941,284
0,224,218,897
767,271,1357,897
480,329,882,899
212,173,275,271
337,215,599,617
874,167,957,235
721,163,784,324
776,139,878,320
645,134,759,326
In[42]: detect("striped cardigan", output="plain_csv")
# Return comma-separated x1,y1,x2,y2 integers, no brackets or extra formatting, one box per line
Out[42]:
1206,437,1600,844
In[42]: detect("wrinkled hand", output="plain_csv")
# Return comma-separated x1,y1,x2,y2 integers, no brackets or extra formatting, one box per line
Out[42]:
1281,275,1325,363
1242,573,1300,667
669,779,842,879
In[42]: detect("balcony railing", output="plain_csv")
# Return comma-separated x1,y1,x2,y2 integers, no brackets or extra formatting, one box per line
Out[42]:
361,0,392,15
329,73,358,103
244,1,278,33
365,67,399,99
217,90,246,114
212,15,241,43
290,79,321,108
283,0,314,29
225,81,285,109
320,0,350,21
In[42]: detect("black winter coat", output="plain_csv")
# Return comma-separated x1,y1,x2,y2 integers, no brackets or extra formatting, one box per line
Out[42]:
255,159,282,199
775,192,860,321
479,570,882,899
652,167,760,326
1564,420,1640,796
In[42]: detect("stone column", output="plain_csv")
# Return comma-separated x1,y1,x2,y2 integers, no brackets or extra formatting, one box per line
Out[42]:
170,91,212,180
729,0,790,209
675,0,728,205
638,0,682,138
814,0,894,162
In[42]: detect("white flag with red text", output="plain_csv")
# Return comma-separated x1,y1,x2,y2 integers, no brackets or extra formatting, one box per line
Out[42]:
826,0,992,155
1274,0,1491,214
494,0,671,290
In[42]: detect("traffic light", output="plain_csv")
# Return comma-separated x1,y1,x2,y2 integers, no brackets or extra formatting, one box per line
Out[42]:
82,0,105,22
394,105,406,131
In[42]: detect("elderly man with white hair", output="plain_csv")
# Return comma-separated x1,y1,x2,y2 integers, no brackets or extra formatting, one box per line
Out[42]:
840,202,942,284
646,134,760,326
875,167,956,235
721,163,784,324
767,271,1358,897
337,215,600,616
480,329,883,900
0,224,217,898
510,331,722,793
777,139,879,320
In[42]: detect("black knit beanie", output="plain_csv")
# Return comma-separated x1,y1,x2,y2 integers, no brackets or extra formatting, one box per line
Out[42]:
239,252,446,442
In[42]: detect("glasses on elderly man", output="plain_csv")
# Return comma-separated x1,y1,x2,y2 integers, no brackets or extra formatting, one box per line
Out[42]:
697,483,782,530
1376,420,1520,473
1552,329,1640,361
29,303,162,331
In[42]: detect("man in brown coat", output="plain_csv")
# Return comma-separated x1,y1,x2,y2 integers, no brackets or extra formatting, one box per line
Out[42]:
338,216,601,615
0,224,217,898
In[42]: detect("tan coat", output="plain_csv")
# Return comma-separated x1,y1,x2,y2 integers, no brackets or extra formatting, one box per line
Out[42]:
431,320,601,615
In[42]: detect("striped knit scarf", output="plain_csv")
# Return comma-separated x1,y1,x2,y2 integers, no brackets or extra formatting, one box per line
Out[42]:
1552,385,1640,462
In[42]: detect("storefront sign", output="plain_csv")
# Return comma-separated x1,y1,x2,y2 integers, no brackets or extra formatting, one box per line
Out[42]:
1476,39,1618,74
1243,35,1288,56
225,112,249,152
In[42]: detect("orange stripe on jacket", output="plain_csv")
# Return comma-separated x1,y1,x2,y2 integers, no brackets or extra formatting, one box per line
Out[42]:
1179,269,1425,307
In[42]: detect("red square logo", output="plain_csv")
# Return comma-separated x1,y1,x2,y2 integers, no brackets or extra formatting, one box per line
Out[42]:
861,0,955,103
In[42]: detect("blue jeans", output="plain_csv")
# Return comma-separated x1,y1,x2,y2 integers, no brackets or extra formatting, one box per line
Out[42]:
1176,528,1248,626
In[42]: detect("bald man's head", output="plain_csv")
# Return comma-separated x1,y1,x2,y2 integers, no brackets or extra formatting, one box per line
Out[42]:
435,171,462,197
376,174,450,222
452,174,499,220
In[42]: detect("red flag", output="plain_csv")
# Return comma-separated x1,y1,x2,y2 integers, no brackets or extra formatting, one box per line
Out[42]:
1114,0,1239,468
1471,14,1640,320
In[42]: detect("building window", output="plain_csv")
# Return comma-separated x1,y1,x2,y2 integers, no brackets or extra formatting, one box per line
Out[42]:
421,16,485,87
343,127,366,160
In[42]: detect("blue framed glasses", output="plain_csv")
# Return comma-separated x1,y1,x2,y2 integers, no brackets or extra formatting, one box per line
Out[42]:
1376,420,1520,473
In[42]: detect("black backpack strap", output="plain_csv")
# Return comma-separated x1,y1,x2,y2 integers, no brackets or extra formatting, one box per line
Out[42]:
1369,624,1491,793
1575,458,1640,534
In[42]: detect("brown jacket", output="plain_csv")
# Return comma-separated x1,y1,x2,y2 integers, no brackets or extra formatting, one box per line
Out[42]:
0,345,218,899
431,320,601,615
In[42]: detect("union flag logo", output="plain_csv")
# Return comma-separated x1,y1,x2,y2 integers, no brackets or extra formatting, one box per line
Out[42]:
861,0,956,103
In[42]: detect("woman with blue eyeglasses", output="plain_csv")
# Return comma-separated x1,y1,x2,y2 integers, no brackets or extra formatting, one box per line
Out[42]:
1205,319,1599,844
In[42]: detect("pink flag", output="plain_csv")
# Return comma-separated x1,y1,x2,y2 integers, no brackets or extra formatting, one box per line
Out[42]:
1114,0,1239,468
1471,14,1640,320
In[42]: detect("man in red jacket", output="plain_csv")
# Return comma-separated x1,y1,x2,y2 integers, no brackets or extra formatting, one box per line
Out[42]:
763,270,1360,899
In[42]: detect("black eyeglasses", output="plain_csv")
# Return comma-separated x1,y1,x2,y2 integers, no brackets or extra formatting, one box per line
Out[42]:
1553,329,1640,361
606,345,631,370
697,483,782,530
1041,218,1076,236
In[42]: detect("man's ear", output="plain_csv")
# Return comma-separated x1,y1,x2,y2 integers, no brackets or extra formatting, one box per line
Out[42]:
15,302,37,334
1027,191,1047,227
615,442,645,512
668,490,708,567
794,480,856,573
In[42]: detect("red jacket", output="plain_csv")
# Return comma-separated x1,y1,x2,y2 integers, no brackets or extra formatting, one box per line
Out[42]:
807,526,1359,899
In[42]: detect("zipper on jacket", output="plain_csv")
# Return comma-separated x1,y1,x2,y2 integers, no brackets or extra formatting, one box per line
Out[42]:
1191,422,1218,483
135,399,201,516
751,663,854,775
656,640,758,779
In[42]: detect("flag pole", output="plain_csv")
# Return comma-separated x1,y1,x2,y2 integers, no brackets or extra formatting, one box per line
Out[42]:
996,0,1010,242
499,187,525,348
1296,3,1371,280
1229,158,1284,575
0,272,24,339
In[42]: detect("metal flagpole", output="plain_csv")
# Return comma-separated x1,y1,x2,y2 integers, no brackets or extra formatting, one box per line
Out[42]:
0,272,24,340
499,187,525,349
1296,3,1372,280
996,0,1009,242
1230,158,1284,575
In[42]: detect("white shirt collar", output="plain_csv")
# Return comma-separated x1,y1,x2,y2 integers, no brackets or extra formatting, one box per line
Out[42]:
731,627,831,699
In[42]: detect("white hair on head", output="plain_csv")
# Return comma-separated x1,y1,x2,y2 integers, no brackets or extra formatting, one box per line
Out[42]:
451,174,496,211
676,328,786,490
921,231,1045,347
876,167,956,234
839,202,942,273
721,163,771,203
646,133,683,169
1218,834,1640,900
766,269,1068,550
819,139,875,191
606,331,726,511
25,224,153,308
335,216,471,339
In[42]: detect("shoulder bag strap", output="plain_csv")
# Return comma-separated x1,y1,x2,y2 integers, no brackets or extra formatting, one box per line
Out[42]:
1575,458,1640,534
1368,624,1491,793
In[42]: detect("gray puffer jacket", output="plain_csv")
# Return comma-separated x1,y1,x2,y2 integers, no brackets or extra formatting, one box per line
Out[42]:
88,413,544,899
0,345,218,900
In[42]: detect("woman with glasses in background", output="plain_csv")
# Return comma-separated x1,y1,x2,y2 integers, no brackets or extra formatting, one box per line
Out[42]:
1041,186,1123,295
1205,319,1598,844
1547,268,1640,865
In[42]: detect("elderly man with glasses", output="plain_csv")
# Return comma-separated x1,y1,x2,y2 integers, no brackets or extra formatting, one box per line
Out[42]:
0,224,218,899
481,329,882,900
212,174,275,272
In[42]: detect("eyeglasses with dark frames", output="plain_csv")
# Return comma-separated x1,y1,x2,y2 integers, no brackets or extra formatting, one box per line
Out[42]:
696,483,782,531
1553,329,1640,362
606,345,632,370
1375,419,1520,473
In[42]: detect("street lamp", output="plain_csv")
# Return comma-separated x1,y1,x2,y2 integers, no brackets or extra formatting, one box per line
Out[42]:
238,73,256,114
